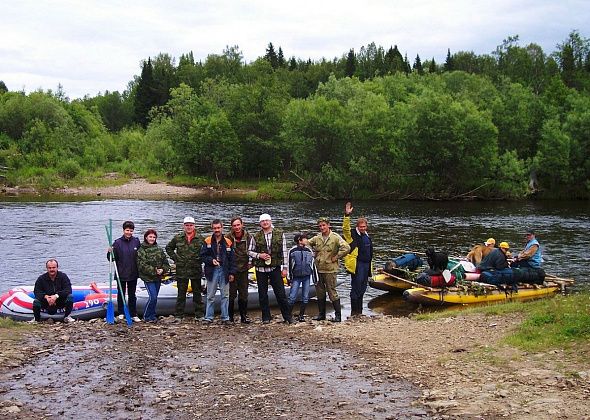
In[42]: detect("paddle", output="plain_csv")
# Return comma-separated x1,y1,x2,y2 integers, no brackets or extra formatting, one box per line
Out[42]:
105,220,133,327
105,221,115,325
112,257,133,326
442,261,463,284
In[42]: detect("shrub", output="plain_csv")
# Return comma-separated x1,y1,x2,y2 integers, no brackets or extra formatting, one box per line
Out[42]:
57,159,82,179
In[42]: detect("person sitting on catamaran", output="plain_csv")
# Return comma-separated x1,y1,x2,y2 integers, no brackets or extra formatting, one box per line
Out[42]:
511,229,542,269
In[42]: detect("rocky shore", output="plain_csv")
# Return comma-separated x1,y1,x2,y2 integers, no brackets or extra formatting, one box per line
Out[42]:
0,313,588,419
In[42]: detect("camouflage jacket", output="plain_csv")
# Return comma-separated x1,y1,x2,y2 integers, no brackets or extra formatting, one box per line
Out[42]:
165,231,204,279
137,242,171,283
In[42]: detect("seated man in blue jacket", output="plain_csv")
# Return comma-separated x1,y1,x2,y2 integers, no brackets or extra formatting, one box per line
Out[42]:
31,259,74,323
477,242,513,288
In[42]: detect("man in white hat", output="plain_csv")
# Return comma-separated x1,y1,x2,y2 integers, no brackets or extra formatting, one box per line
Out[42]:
166,216,205,320
248,213,292,324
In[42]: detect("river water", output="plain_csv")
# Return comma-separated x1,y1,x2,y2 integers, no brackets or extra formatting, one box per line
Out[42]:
1,198,588,316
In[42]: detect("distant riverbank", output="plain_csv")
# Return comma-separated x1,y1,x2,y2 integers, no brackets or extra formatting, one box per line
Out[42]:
1,177,258,200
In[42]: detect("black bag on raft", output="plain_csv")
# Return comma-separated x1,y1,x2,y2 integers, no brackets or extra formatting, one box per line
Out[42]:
512,267,546,285
425,248,448,272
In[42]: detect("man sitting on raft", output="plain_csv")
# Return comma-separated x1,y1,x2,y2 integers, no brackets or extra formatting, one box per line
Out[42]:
477,242,513,287
30,259,75,323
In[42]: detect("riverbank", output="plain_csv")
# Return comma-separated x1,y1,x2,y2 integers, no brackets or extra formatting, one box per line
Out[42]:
1,177,258,200
1,311,588,419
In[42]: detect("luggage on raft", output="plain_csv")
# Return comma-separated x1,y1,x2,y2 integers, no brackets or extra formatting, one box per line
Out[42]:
512,267,546,285
480,267,545,287
415,269,456,287
479,268,516,286
383,253,424,277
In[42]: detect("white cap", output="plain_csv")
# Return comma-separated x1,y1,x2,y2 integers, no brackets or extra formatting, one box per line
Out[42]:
183,216,195,224
259,213,272,222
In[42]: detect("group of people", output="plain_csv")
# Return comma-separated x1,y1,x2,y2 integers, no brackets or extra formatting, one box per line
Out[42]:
474,229,543,286
31,202,374,324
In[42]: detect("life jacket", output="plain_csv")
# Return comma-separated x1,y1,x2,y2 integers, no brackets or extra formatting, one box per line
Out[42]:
253,229,284,267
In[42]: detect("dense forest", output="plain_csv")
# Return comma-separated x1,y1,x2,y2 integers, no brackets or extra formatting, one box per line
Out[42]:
1,31,590,199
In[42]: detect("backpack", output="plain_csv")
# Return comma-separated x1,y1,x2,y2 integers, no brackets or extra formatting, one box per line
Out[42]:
291,248,314,277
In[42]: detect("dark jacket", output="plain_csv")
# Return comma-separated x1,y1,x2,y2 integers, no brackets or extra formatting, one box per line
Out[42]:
138,241,171,282
108,235,141,281
343,215,373,275
166,231,204,279
34,271,72,301
478,248,509,271
200,235,237,280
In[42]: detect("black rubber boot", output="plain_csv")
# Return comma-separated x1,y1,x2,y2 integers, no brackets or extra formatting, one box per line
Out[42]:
228,298,235,322
357,298,363,315
238,300,250,324
331,299,342,322
349,298,359,318
313,298,326,321
298,302,306,322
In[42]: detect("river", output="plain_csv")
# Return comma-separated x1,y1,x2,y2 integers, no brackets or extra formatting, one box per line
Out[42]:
1,198,588,316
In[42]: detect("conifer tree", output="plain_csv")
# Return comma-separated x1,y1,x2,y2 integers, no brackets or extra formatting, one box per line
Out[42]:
264,42,279,69
403,53,411,74
413,54,424,75
0,80,7,94
134,58,157,127
288,57,298,71
444,48,454,71
429,57,437,73
277,47,286,68
345,49,356,77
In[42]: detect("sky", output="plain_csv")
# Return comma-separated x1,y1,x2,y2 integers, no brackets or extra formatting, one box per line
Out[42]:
1,0,589,99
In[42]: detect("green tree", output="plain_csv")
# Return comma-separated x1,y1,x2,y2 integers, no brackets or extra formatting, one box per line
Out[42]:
534,118,571,190
0,81,7,94
264,42,279,69
188,111,240,178
444,48,454,72
345,49,356,77
413,54,424,75
134,58,157,127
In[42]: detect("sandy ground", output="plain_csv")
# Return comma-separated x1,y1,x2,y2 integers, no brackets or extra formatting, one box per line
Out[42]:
0,313,589,420
1,178,254,199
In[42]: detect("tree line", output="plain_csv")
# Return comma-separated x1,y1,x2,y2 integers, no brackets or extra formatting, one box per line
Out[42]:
1,31,589,199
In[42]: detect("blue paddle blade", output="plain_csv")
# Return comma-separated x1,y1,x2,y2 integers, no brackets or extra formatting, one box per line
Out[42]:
123,304,133,326
106,301,115,324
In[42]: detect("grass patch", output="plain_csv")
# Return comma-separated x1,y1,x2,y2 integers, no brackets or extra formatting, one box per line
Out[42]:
505,293,590,351
0,317,31,330
256,181,306,200
414,292,590,352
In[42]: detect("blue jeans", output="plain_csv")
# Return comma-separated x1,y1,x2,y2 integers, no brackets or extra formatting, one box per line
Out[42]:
350,260,370,301
205,267,229,321
288,275,310,305
143,281,160,321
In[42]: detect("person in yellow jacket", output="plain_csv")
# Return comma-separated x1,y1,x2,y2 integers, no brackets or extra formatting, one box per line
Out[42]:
343,202,373,317
308,217,350,322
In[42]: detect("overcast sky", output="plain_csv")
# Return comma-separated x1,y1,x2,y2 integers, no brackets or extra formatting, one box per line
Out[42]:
1,0,588,99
